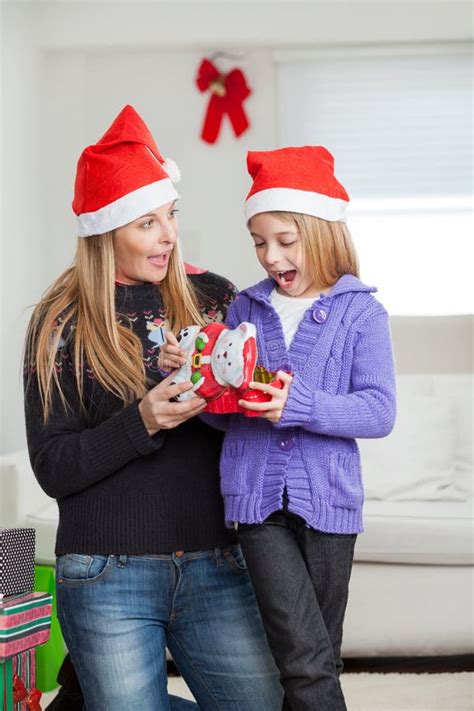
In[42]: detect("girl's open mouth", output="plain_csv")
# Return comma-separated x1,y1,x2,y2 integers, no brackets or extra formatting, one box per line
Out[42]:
274,269,297,289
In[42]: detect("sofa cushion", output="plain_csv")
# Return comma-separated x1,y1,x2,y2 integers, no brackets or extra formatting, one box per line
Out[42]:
0,449,53,527
356,500,473,565
24,501,59,565
360,374,472,502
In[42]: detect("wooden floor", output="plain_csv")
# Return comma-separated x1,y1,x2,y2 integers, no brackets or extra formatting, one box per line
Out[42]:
341,655,474,674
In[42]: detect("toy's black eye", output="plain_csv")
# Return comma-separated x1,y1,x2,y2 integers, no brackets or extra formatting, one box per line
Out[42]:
177,334,182,342
228,362,232,366
229,342,232,346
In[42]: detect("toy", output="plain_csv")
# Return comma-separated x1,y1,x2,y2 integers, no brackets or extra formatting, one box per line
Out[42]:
169,322,285,416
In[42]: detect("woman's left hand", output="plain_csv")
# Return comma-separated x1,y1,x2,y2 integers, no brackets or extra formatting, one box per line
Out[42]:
158,331,188,371
238,371,293,423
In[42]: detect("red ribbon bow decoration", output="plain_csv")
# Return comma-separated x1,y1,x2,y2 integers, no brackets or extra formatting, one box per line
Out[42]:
13,673,43,711
196,58,251,144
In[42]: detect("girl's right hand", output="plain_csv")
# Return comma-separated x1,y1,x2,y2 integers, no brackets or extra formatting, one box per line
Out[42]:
158,331,188,371
138,371,206,436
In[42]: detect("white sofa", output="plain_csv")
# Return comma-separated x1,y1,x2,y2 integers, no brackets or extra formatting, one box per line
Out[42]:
343,315,473,657
1,316,472,657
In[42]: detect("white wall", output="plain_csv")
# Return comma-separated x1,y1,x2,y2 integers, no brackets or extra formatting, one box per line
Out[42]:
38,47,276,286
2,0,472,453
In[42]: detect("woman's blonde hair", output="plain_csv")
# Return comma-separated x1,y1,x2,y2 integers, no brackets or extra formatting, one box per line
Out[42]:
24,232,204,422
256,211,359,288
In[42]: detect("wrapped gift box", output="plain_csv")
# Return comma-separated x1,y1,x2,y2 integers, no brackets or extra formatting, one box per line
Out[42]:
0,529,36,600
1,649,42,711
0,592,52,661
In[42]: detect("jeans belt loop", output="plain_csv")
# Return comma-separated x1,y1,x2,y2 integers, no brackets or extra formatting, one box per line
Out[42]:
214,548,224,567
118,554,128,568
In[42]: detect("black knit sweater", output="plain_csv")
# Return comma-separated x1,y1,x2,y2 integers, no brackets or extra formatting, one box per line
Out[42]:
24,271,238,555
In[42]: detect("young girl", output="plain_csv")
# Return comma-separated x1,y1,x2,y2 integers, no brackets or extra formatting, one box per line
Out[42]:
163,145,396,710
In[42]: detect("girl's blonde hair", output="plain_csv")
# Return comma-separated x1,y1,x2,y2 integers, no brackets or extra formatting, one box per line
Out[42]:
24,232,204,422
258,211,359,288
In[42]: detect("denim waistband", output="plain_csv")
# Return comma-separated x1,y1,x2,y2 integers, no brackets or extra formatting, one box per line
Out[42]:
122,546,238,564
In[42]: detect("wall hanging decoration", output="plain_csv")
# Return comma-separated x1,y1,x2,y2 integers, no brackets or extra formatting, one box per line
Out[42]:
195,56,252,144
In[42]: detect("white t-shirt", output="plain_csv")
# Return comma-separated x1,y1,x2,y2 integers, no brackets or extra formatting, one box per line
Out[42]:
270,289,317,349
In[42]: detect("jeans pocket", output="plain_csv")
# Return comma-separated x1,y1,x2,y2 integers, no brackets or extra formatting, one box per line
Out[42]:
57,553,112,584
223,545,248,575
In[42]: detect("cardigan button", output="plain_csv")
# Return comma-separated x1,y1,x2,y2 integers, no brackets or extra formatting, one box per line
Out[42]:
268,340,280,352
312,308,328,324
279,436,296,451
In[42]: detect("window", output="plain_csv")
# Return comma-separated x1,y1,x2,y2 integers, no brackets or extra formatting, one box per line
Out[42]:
276,44,472,315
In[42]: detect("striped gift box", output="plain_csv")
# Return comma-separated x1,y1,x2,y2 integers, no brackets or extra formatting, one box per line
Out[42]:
0,592,52,661
13,649,36,711
1,650,37,711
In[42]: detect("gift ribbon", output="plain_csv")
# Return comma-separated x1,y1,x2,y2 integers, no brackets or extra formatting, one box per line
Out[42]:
196,58,251,144
13,673,42,711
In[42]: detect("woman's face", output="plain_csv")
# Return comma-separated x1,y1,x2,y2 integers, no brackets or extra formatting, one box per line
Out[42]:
113,201,179,284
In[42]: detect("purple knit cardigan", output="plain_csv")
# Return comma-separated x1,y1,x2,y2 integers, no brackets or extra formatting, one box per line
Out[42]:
205,274,396,534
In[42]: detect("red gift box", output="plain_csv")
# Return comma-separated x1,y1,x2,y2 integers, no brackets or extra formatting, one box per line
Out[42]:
0,592,52,661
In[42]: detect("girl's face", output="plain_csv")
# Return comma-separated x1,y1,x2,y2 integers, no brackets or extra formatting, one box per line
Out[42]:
113,201,179,284
250,212,318,298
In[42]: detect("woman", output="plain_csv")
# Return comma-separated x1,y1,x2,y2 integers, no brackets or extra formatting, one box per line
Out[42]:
24,105,282,710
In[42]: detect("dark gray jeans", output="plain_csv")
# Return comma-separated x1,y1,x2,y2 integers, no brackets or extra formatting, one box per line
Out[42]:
239,505,356,711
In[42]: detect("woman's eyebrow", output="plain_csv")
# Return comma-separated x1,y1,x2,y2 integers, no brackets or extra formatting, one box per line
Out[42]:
142,201,177,219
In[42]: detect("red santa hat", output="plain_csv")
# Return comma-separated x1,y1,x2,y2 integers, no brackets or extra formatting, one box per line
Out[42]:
245,146,349,223
73,105,181,237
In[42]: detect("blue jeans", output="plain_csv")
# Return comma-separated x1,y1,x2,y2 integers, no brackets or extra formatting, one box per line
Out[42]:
56,547,283,710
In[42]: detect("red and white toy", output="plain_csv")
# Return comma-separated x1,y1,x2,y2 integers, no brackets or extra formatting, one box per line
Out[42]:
170,322,284,416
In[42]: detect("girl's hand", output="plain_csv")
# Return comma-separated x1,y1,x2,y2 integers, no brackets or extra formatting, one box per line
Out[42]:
138,371,206,436
158,331,188,371
238,371,293,424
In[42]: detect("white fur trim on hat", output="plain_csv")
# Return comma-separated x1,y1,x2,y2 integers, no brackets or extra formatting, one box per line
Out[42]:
76,179,180,237
245,187,348,223
162,158,181,183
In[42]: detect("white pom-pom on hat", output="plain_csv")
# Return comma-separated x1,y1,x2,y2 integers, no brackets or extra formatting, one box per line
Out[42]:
162,158,181,184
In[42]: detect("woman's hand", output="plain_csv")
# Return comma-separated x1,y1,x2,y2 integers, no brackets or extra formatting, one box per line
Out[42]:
138,371,206,436
158,331,188,371
238,371,293,424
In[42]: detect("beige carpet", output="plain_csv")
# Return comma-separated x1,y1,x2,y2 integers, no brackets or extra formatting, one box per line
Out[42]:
340,672,473,710
41,672,473,710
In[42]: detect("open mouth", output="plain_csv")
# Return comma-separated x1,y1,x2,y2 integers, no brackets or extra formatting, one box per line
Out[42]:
274,269,297,288
148,253,170,267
